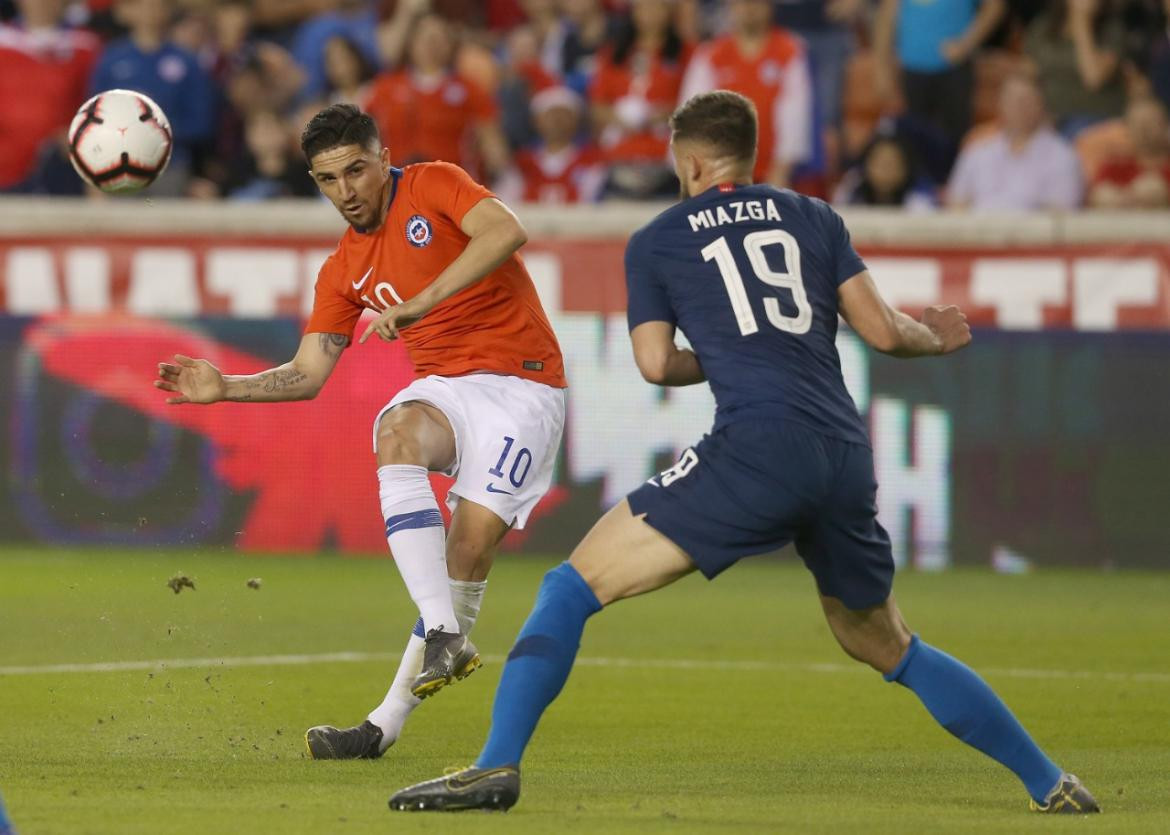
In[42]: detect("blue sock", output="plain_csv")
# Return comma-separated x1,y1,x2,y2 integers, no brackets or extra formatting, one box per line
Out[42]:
886,635,1063,802
476,562,602,769
0,788,13,835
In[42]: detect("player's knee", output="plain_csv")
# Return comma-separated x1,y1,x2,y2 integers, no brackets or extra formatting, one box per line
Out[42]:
838,624,910,675
376,423,425,465
566,550,615,606
826,611,911,675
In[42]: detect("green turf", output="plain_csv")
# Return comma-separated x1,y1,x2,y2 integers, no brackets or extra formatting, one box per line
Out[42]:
1,547,1168,834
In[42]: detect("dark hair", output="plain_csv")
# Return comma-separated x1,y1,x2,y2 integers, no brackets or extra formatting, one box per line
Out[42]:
669,91,757,164
300,103,380,162
324,34,377,89
610,10,683,66
855,135,915,206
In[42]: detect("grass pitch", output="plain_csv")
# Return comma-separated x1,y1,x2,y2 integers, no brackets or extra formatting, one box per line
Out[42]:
1,547,1168,834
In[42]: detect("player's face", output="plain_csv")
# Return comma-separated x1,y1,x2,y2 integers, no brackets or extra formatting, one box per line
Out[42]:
729,0,772,34
310,144,392,230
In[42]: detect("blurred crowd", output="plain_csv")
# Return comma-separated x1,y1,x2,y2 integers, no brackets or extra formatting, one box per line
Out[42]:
1,0,1168,210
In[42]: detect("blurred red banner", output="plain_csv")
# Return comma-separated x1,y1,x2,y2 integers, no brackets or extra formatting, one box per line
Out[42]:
2,236,1170,329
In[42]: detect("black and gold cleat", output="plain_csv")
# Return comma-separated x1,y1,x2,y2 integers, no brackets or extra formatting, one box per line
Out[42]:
388,765,520,812
1029,774,1100,814
410,627,481,700
304,720,384,760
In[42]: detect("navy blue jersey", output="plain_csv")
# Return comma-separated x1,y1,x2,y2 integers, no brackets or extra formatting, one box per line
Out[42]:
625,183,869,445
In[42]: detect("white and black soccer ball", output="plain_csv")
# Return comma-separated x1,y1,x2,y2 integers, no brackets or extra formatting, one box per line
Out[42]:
68,89,173,194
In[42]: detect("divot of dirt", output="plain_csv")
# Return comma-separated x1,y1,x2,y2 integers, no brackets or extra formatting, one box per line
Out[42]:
167,573,196,594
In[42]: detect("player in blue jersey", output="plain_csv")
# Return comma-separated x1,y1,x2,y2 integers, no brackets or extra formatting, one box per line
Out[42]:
387,91,1100,816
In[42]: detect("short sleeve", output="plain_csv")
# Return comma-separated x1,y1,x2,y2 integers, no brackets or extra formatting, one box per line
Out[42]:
625,228,676,329
812,198,866,286
304,253,363,340
413,161,495,228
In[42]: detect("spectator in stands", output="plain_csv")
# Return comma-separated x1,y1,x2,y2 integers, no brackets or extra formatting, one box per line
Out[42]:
193,43,306,197
832,133,937,211
873,0,1006,172
772,0,866,135
365,13,510,179
517,0,565,75
290,0,380,102
187,0,251,85
1024,0,1127,136
1134,0,1170,112
680,0,814,187
559,0,620,94
497,85,606,204
225,109,319,200
323,33,376,104
591,0,691,198
0,0,98,192
89,0,217,195
252,0,341,39
946,74,1082,211
498,19,559,150
1088,97,1170,209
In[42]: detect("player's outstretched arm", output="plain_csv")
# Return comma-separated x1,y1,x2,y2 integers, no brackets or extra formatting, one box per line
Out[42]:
839,271,972,358
631,321,706,386
155,332,347,404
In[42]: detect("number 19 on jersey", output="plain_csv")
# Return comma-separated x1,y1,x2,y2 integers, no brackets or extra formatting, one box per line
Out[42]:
701,230,812,336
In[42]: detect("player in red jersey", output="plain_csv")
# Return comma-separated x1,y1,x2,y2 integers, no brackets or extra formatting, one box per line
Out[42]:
154,103,567,760
678,0,813,187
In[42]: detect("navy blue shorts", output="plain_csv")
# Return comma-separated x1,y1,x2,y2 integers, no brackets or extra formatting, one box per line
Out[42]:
627,420,894,611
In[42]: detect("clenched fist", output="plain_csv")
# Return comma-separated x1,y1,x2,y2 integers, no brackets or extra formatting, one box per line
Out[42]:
922,305,972,355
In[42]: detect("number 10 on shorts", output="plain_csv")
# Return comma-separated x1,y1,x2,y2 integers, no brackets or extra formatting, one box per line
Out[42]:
489,436,533,488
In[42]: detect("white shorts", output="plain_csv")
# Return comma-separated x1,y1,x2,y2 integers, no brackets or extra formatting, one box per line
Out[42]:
373,374,567,529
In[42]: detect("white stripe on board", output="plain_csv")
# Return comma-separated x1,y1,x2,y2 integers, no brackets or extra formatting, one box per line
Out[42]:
0,651,1167,683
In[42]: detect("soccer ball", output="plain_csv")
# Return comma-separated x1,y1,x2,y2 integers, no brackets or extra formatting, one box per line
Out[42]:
68,89,173,194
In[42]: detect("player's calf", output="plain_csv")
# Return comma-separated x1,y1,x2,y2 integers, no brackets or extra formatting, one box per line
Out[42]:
820,594,912,674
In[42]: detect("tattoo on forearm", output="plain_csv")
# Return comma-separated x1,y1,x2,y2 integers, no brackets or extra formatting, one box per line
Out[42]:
318,332,348,356
262,368,308,393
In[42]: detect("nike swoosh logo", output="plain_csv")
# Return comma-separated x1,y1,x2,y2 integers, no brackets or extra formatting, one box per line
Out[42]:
444,768,517,792
485,484,513,495
352,267,373,291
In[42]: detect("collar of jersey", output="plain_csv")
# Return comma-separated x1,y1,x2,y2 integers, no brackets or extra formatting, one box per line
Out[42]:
355,167,403,235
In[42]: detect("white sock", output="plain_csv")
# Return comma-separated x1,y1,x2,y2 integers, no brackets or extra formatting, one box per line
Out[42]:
449,578,486,634
367,618,425,750
368,579,487,750
378,464,459,634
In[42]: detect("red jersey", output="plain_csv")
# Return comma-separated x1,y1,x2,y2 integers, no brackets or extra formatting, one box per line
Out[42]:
1093,157,1170,191
0,24,98,188
511,144,606,204
590,44,691,162
679,30,813,181
364,70,497,171
306,161,566,388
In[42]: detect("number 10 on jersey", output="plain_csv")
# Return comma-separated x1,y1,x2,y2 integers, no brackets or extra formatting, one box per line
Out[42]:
701,230,813,336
